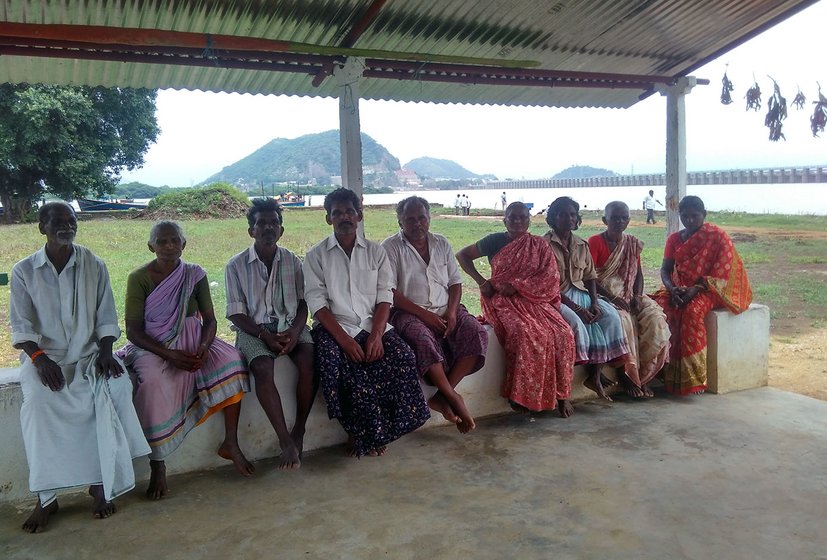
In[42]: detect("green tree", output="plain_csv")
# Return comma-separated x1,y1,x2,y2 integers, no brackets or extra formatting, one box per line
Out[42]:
0,84,159,222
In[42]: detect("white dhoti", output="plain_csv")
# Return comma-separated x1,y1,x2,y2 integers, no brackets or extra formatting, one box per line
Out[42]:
20,354,150,506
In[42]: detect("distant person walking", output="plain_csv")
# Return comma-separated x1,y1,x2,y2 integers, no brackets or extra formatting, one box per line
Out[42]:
454,194,462,215
643,190,663,224
500,191,507,210
460,194,470,216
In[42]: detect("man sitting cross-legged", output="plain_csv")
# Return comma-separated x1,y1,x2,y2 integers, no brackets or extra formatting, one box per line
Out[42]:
225,198,317,469
381,196,488,433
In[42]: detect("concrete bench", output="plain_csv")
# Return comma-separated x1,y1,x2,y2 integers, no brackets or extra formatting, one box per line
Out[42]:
0,304,770,505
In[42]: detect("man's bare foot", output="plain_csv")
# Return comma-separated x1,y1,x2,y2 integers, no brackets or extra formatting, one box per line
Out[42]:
345,436,359,458
442,391,475,434
427,393,460,425
217,442,255,476
146,460,168,500
291,428,305,461
277,442,301,470
584,371,613,401
558,399,575,418
22,500,59,533
641,383,655,398
88,485,116,518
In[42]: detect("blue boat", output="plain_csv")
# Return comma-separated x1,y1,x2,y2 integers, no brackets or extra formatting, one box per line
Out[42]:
77,198,147,212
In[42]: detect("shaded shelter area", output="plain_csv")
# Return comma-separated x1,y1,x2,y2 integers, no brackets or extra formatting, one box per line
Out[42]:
2,387,826,559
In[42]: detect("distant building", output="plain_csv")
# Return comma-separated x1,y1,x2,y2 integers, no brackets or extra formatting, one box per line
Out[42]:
395,168,422,190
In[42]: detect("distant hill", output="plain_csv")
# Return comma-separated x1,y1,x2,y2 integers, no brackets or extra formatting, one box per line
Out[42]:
553,165,619,179
200,130,402,190
404,157,486,180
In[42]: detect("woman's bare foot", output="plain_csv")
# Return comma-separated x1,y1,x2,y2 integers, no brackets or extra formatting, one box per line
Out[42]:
509,400,531,414
345,436,359,458
427,393,460,425
88,485,116,518
217,441,255,476
641,383,655,398
277,442,301,470
619,373,645,398
22,500,59,533
558,399,575,418
146,460,168,500
367,445,387,457
584,370,613,401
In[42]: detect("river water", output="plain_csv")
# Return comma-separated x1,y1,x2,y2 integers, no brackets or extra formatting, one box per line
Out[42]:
346,183,827,215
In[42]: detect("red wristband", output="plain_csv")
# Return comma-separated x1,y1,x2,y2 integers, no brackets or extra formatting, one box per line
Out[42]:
30,349,45,361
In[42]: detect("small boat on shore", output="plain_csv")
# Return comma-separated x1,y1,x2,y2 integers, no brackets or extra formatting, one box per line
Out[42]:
77,198,148,212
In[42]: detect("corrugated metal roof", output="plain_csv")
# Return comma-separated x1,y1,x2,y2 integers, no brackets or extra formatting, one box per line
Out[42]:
0,0,818,108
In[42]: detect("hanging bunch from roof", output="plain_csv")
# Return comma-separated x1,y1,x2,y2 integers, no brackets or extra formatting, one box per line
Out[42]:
811,83,827,137
745,77,762,111
792,87,806,110
720,67,734,105
764,78,787,141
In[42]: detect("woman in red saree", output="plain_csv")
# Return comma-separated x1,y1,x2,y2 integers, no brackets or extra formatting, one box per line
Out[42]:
653,196,752,395
457,202,576,416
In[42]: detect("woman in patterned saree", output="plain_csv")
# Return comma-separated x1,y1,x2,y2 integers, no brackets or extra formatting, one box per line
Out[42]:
653,196,752,395
120,221,252,499
456,202,576,417
588,201,670,398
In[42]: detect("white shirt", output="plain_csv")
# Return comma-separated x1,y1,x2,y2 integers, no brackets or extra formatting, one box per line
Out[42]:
225,245,305,331
644,194,657,210
381,231,462,315
461,197,470,208
303,234,394,337
10,245,121,363
454,197,461,208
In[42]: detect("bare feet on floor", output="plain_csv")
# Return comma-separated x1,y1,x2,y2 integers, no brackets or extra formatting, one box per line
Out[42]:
366,446,387,457
558,399,574,418
435,390,475,434
218,441,255,476
584,371,613,401
146,460,169,500
89,485,116,518
427,393,460,425
291,428,305,461
277,441,301,470
22,500,59,533
345,437,386,458
641,383,655,398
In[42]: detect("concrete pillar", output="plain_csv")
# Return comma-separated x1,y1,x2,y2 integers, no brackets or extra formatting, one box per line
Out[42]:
334,57,365,203
659,77,697,235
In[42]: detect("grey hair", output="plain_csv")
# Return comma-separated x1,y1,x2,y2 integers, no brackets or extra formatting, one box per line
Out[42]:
149,220,186,244
603,200,629,217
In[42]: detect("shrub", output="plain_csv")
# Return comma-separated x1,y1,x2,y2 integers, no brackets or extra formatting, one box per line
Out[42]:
142,183,250,220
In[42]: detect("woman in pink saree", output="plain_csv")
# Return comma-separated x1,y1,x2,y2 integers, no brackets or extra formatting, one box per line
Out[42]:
120,221,252,499
457,202,576,417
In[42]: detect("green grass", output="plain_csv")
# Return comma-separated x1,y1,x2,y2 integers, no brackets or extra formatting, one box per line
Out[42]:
0,208,821,367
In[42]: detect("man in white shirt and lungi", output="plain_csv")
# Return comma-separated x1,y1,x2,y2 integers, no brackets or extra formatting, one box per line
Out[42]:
10,201,149,533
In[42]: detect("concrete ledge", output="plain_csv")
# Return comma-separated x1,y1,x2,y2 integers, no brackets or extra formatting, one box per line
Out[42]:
706,303,770,394
0,305,770,505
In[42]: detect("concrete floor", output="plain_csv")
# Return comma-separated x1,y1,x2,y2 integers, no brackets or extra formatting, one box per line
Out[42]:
2,387,825,560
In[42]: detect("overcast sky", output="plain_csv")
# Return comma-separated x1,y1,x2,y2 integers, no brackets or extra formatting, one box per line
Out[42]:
121,1,827,188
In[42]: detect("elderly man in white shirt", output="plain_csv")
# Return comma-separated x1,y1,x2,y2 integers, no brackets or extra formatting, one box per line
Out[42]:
381,196,487,433
10,202,149,533
303,188,429,457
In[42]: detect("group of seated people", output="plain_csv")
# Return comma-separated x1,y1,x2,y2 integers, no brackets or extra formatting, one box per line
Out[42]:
9,190,752,532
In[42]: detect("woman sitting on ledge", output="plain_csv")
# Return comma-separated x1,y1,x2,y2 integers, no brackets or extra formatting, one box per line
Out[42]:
456,202,575,417
544,196,630,401
653,196,752,395
120,221,253,499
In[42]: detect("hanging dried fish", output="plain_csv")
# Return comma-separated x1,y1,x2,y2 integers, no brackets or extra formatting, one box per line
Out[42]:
792,88,806,110
720,70,734,105
745,79,762,111
764,79,787,141
811,84,827,138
